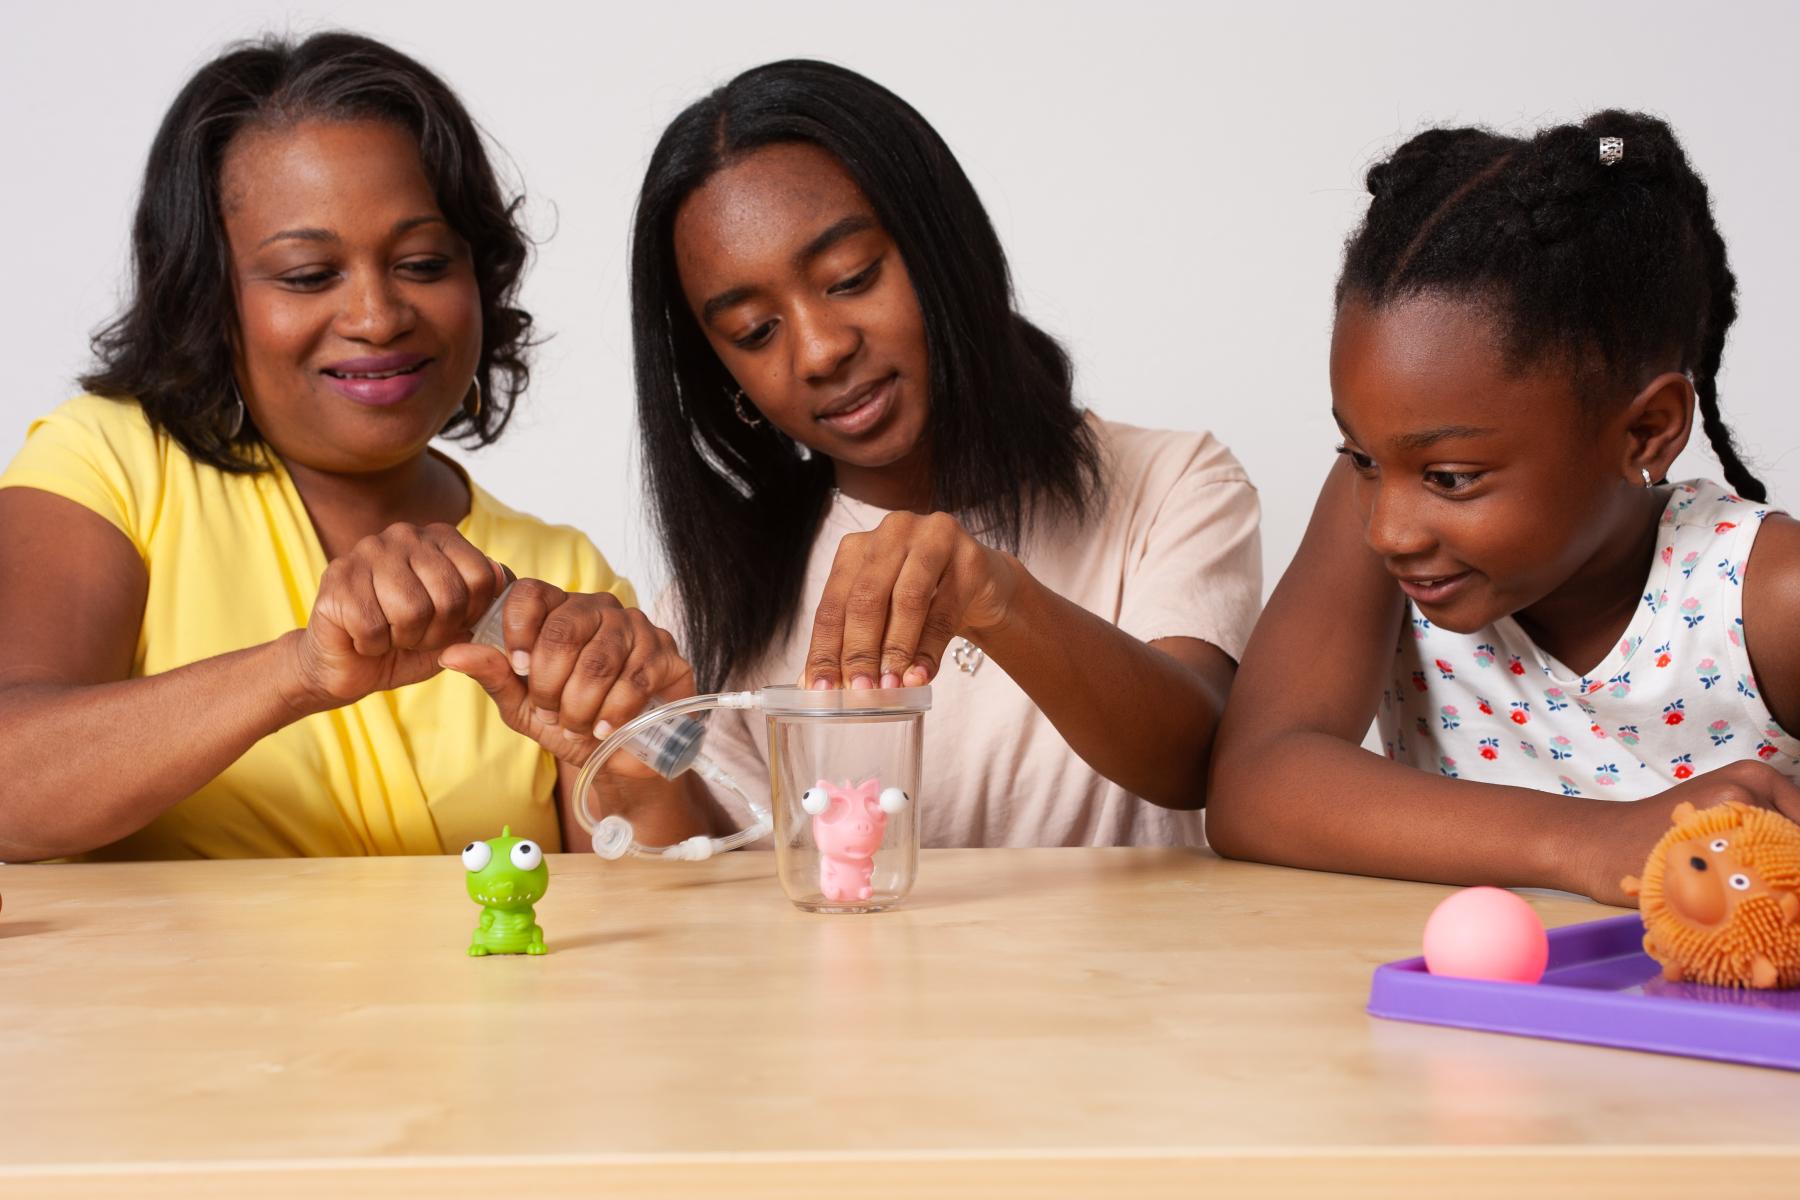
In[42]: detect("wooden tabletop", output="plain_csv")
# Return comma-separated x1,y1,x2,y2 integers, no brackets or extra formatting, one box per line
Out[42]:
2,848,1798,1198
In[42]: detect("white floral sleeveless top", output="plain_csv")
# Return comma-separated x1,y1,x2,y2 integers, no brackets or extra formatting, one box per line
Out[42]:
1379,479,1800,797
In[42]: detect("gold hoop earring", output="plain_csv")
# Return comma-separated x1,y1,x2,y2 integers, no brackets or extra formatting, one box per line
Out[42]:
465,377,483,420
226,383,247,440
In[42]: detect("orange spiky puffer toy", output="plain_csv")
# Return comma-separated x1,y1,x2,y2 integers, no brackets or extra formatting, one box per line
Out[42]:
1621,800,1800,989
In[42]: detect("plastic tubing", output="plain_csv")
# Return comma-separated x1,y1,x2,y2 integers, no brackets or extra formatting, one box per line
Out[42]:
572,692,772,861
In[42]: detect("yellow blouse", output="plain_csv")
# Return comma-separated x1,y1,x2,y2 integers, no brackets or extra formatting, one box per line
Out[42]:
0,395,634,859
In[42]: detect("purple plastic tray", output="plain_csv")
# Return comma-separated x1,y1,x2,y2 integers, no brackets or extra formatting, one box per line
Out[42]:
1367,913,1800,1071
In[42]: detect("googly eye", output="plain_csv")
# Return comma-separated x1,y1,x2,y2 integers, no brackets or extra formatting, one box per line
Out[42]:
1729,873,1751,891
461,841,492,871
801,787,830,815
878,786,910,813
1710,838,1729,852
510,840,543,871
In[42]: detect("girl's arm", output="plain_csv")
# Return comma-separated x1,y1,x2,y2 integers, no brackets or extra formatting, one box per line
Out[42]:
965,579,1234,808
1205,461,1800,905
551,764,720,855
799,510,1234,809
1740,513,1800,735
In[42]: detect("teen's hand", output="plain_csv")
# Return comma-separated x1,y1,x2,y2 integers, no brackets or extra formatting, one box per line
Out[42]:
803,511,1023,690
437,581,695,775
284,523,508,710
1575,760,1800,905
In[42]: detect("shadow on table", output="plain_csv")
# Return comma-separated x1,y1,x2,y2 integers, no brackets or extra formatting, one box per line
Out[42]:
897,869,1075,914
648,867,779,894
551,926,655,953
0,919,54,940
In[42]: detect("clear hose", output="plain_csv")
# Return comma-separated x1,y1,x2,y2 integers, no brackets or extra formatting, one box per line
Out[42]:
572,692,771,861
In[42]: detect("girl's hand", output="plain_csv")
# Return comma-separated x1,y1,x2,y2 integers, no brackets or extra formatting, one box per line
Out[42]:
285,522,508,710
436,580,695,775
1575,760,1800,905
803,511,1022,690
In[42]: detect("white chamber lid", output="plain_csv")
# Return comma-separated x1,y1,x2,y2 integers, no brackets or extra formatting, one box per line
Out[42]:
755,684,932,716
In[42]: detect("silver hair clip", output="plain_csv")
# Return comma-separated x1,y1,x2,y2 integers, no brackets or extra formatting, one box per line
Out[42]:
1599,136,1624,166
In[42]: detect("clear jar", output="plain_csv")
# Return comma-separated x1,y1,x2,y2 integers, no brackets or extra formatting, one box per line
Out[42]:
761,686,928,913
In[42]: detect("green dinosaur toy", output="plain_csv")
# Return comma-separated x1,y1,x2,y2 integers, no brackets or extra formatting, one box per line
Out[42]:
462,826,549,956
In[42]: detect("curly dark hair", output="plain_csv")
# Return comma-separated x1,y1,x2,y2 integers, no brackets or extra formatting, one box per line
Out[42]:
1337,109,1763,501
80,30,535,471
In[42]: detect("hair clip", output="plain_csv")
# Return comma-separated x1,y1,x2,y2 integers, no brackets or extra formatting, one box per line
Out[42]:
1599,137,1624,166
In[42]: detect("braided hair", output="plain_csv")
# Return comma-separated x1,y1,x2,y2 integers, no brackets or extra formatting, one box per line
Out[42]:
1337,110,1764,502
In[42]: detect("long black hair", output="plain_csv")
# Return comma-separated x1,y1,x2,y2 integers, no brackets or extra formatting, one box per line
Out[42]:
631,59,1101,691
81,30,535,471
1337,109,1764,501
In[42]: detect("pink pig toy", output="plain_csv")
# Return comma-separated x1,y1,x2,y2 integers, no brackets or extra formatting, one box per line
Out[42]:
802,777,910,902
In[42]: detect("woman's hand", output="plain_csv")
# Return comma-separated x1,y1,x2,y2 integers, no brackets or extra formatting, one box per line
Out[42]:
1575,760,1800,905
437,581,695,775
284,522,507,711
803,511,1023,690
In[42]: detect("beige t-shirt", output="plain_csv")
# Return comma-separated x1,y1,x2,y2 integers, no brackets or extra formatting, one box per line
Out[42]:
656,416,1261,847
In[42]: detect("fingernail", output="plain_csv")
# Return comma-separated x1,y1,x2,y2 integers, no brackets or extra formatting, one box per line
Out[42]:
510,651,531,676
850,675,874,690
904,664,929,687
593,719,614,739
880,672,901,689
811,677,833,691
534,707,559,726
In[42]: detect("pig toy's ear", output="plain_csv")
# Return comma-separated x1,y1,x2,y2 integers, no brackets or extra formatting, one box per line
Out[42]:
802,785,831,816
1777,889,1800,926
879,787,910,814
1670,801,1698,825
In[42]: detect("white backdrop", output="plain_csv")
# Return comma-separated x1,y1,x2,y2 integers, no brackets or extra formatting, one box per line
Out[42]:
5,0,1797,604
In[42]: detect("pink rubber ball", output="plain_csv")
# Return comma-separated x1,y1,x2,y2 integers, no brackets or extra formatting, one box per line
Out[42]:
1422,886,1549,983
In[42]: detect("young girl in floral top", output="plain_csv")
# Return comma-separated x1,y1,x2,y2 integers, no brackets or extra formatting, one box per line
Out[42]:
1207,111,1800,905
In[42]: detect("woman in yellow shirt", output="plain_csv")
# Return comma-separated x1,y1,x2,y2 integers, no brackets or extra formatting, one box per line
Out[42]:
0,33,696,861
